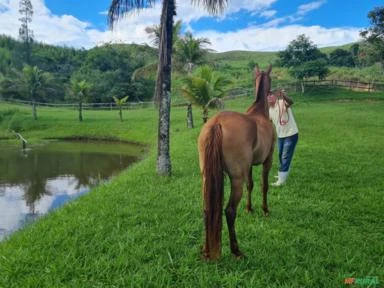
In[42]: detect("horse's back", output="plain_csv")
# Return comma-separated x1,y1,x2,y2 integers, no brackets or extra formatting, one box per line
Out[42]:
199,111,270,178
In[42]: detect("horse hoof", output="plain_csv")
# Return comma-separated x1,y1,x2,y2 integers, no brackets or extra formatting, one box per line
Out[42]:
233,251,245,260
200,246,220,261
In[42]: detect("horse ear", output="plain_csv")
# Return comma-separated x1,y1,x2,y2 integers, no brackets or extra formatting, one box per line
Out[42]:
266,64,272,75
254,65,260,76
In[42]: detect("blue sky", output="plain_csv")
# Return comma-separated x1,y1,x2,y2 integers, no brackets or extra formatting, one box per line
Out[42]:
0,0,382,51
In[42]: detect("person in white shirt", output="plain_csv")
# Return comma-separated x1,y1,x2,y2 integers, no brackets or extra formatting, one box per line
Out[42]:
267,89,299,186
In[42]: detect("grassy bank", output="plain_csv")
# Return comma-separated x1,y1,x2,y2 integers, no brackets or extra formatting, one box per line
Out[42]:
0,89,383,287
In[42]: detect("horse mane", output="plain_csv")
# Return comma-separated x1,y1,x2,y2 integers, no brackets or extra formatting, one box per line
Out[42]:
246,68,270,116
255,72,266,104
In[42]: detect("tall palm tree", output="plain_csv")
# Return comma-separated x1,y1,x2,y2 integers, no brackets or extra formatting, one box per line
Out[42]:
21,65,51,120
174,31,212,73
108,0,228,176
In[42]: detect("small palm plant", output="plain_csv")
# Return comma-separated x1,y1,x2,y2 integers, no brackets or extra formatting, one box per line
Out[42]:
113,96,129,122
180,65,231,122
70,79,91,122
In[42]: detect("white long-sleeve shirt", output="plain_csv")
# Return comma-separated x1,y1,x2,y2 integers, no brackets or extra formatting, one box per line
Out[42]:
269,99,299,138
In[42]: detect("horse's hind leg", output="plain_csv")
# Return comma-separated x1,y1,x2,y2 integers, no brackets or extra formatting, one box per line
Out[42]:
246,167,254,213
261,154,273,216
225,177,244,258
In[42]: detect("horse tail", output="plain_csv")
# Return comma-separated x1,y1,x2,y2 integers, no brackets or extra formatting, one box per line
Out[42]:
201,122,224,260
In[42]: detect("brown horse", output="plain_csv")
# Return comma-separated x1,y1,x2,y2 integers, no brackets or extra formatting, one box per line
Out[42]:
198,65,275,260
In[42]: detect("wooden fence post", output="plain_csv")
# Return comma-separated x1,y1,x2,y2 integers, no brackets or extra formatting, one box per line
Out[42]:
186,103,194,129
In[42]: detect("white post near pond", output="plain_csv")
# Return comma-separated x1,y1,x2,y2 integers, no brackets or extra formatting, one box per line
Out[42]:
12,131,28,151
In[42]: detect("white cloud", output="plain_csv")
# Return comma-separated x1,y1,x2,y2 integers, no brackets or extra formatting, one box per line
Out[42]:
0,176,88,241
297,0,327,16
225,0,277,15
196,25,362,52
259,10,277,18
0,0,363,52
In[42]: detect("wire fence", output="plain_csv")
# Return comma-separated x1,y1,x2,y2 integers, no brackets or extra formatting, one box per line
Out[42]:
0,79,382,110
0,87,254,110
283,79,384,93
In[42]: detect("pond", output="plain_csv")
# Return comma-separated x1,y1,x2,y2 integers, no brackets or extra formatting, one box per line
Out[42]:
0,140,143,241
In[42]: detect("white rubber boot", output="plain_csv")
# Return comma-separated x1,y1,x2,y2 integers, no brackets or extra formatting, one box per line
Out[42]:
272,171,289,186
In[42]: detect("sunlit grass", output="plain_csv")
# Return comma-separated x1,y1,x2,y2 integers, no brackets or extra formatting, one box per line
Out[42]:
0,89,383,287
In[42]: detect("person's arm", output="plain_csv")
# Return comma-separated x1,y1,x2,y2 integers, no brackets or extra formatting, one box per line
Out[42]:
282,90,294,107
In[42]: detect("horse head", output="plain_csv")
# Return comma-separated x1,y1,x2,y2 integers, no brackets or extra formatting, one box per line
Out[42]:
254,64,272,102
249,64,272,116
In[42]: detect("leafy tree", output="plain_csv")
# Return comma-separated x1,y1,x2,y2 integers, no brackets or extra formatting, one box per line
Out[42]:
356,41,384,67
19,0,34,64
329,49,355,67
289,59,329,92
0,35,158,104
74,44,156,103
21,65,53,120
279,34,327,67
360,6,384,68
248,60,257,71
69,79,91,122
113,95,129,122
0,48,11,75
279,34,329,93
350,43,361,67
174,32,212,73
180,65,230,122
108,0,228,176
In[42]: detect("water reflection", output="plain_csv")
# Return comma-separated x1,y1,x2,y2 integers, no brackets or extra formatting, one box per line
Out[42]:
0,141,140,241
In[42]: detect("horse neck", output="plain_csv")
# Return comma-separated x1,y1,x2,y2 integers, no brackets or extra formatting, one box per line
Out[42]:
246,102,269,118
246,75,269,118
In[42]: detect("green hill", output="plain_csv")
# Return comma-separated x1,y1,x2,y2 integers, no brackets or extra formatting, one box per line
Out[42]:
1,35,382,104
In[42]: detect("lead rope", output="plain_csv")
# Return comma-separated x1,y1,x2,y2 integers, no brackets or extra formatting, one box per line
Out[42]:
277,98,289,126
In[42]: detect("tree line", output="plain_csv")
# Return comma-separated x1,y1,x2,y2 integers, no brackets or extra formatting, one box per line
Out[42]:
0,36,158,104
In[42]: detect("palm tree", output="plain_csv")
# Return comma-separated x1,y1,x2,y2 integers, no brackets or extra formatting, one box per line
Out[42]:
108,0,228,176
113,95,129,121
174,31,212,73
180,65,231,122
0,48,11,76
0,65,51,119
21,65,51,120
69,79,91,122
145,20,182,49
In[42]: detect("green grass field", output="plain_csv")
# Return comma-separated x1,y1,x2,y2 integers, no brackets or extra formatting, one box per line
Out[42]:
0,88,383,287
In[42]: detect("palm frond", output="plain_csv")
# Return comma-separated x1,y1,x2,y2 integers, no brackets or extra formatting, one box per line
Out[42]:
198,65,213,83
108,0,156,29
113,95,129,105
213,76,232,96
190,0,228,15
131,62,158,81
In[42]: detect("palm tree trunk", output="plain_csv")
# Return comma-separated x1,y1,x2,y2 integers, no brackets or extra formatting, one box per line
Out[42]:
79,101,83,122
187,103,194,128
32,101,37,120
119,106,123,122
156,0,174,176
